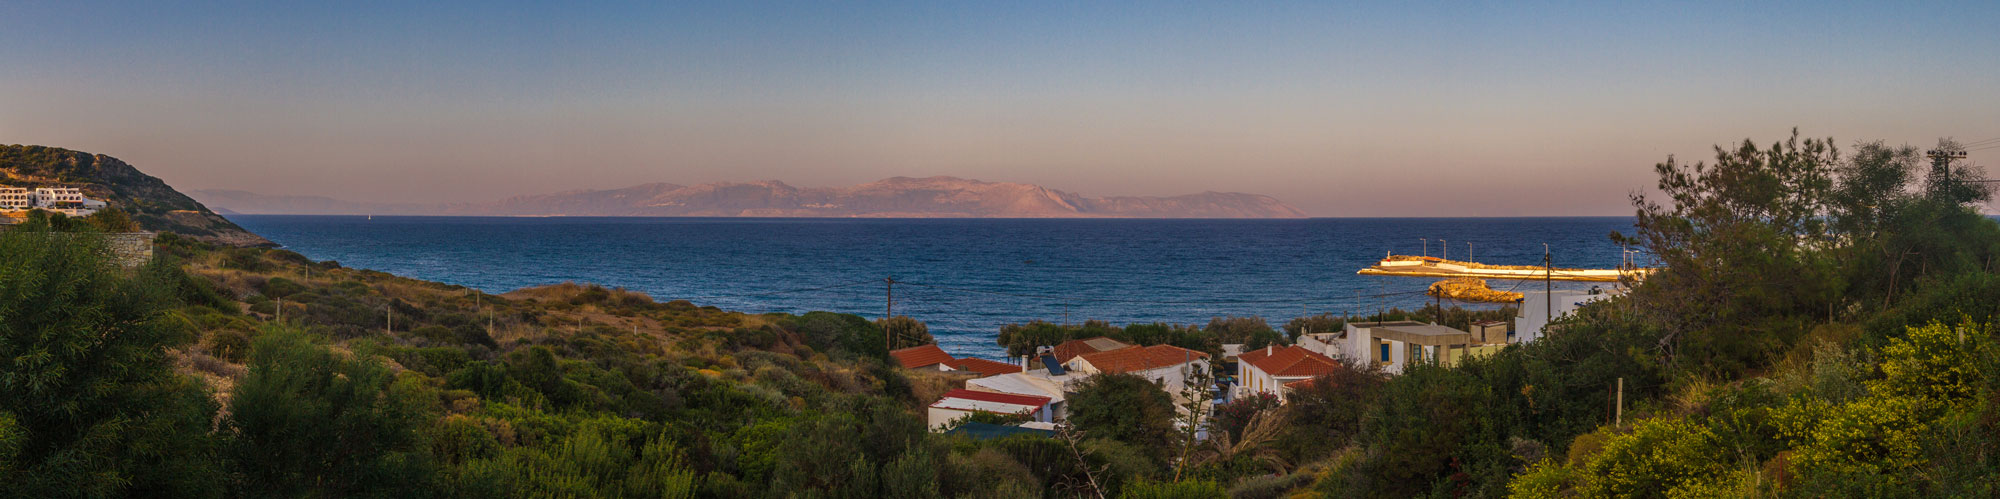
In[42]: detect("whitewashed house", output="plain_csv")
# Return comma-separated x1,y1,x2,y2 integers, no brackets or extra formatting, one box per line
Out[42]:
1067,344,1211,395
1236,345,1342,403
1515,288,1615,343
927,389,1052,431
1340,321,1476,375
967,372,1070,421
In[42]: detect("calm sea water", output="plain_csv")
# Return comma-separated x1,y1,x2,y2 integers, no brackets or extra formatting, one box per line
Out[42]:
231,216,1638,359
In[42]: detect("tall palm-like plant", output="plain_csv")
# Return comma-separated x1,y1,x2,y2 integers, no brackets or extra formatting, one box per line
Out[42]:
1191,408,1292,475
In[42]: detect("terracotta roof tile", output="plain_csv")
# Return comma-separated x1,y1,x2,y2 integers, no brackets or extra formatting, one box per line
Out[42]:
890,344,954,369
1240,345,1342,378
949,357,1024,376
1052,337,1131,363
1078,344,1210,374
932,389,1056,409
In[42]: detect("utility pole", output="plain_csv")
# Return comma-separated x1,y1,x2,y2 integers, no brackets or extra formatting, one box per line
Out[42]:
884,277,895,351
1544,243,1552,334
1927,147,1968,197
1616,377,1625,425
1420,238,1428,258
386,306,393,335
1467,242,1473,262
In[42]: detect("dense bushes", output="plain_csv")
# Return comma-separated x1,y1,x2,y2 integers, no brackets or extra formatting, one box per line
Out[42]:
1508,321,2000,497
227,329,438,496
1067,373,1178,456
0,228,226,497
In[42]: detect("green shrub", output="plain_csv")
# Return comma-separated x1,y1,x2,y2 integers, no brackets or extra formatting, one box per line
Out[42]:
1117,479,1227,498
225,328,437,495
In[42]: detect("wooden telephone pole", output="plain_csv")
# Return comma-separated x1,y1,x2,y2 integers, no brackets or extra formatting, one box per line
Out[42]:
884,277,895,351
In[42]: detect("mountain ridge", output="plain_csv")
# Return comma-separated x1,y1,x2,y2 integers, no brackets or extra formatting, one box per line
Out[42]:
194,175,1308,218
1,145,272,247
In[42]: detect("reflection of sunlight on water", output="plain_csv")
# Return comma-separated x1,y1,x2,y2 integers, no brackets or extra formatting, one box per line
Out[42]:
235,216,1638,359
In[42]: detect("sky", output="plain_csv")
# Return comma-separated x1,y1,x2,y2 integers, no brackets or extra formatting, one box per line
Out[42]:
3,1,1998,217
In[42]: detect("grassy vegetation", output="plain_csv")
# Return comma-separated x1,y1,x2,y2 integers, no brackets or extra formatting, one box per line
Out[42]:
2,144,267,245
6,133,2000,497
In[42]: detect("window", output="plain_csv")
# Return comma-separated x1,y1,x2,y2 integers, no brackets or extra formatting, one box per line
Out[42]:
1379,342,1390,362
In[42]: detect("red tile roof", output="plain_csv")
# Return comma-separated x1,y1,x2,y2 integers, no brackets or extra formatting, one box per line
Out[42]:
1052,337,1131,362
1078,344,1210,374
1284,377,1330,390
949,357,1024,376
1239,345,1342,378
931,389,1052,409
890,344,954,369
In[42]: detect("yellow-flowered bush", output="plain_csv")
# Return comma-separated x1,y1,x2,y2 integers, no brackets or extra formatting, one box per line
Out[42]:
1579,418,1732,498
1507,418,1735,498
1771,394,1930,481
1769,321,1991,485
1507,321,1997,497
1870,321,1988,405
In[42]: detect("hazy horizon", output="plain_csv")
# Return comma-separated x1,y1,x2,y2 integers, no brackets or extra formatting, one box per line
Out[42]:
5,1,1998,217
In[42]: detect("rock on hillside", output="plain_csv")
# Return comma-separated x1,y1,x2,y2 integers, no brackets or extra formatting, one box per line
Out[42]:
1,145,272,247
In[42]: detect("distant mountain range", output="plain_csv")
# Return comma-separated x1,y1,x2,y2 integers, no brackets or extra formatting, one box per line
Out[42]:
192,177,1308,219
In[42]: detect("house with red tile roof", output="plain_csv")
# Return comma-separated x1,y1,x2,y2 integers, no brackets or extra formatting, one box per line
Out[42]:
890,344,956,371
1050,337,1133,363
1069,344,1212,395
926,389,1054,431
1237,344,1342,403
948,357,1024,377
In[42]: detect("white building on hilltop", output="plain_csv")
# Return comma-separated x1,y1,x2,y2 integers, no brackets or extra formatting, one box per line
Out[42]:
0,187,30,210
1,186,106,216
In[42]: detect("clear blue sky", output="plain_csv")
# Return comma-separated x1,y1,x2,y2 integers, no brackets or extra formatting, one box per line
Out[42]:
3,1,1997,216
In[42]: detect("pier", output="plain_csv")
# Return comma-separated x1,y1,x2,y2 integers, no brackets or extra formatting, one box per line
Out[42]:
1356,255,1652,282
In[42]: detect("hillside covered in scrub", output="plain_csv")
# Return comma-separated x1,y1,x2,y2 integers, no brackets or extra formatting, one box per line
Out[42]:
5,132,2000,498
0,145,270,247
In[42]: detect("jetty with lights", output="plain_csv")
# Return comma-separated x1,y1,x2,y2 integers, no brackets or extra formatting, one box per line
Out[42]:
1356,255,1654,282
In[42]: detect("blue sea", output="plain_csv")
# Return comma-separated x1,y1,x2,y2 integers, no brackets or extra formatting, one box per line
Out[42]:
231,216,1638,359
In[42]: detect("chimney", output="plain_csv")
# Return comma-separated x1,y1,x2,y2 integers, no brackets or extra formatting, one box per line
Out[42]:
1265,345,1273,356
